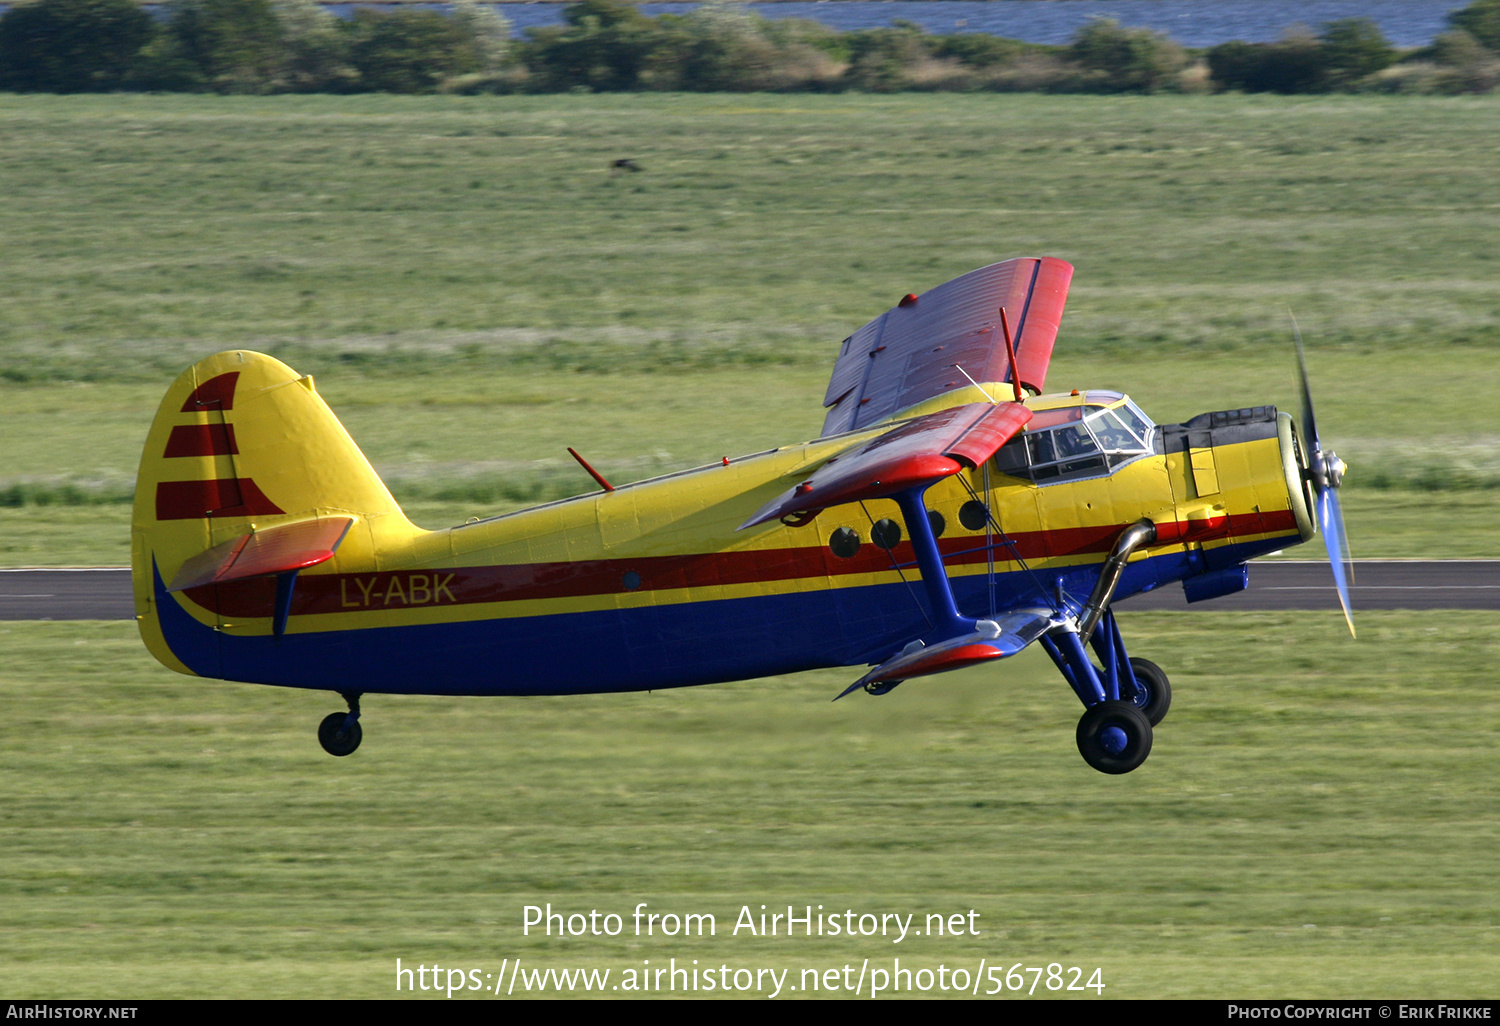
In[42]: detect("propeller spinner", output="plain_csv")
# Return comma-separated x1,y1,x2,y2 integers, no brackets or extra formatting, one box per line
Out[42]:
1293,320,1355,637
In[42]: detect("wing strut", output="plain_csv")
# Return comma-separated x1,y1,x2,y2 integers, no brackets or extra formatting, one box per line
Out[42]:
834,481,1054,699
892,487,967,637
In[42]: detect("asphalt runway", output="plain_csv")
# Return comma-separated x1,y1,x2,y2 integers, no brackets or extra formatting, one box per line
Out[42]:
1,561,1495,620
1116,559,1500,612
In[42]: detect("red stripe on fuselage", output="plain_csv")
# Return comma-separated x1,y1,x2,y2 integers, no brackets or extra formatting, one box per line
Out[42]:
183,509,1297,619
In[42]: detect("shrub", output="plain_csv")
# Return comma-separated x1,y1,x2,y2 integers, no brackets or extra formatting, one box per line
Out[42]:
1435,28,1489,66
978,52,1077,92
162,0,284,92
449,0,513,74
1068,17,1186,93
272,0,355,92
0,0,155,91
521,0,674,92
841,24,935,92
1449,0,1500,51
1207,29,1325,93
670,2,848,92
347,9,482,93
1428,29,1500,92
1211,21,1396,93
1319,18,1396,86
932,33,1047,70
1206,40,1259,91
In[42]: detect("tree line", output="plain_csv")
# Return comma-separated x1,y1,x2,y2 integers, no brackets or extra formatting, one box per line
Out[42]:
1,0,1496,95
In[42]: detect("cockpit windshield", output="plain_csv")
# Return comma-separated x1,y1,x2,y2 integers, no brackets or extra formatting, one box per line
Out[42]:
993,393,1156,485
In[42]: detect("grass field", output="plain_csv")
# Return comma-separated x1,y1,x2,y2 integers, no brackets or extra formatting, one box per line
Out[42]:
4,92,1498,362
1,93,1497,999
1,614,1497,999
2,92,1498,562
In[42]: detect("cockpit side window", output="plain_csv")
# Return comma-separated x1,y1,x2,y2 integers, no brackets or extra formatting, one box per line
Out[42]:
993,433,1030,479
993,399,1156,485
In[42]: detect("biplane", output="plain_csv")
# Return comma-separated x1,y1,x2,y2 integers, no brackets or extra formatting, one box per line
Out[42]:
132,257,1351,773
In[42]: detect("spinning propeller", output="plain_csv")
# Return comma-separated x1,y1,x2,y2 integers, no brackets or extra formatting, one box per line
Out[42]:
1293,319,1355,637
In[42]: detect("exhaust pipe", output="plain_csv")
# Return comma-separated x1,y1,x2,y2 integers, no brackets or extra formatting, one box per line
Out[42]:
1077,519,1157,644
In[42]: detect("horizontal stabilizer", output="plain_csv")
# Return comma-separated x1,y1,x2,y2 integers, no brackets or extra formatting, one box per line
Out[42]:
739,402,1031,531
822,257,1073,436
835,609,1055,699
167,517,354,593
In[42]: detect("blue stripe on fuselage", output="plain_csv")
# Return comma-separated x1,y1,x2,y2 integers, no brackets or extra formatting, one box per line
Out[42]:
153,534,1287,696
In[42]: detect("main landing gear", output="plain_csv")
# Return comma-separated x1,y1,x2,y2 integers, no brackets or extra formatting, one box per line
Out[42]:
841,485,1173,774
1040,610,1171,774
1127,657,1171,727
317,692,363,757
1076,701,1152,775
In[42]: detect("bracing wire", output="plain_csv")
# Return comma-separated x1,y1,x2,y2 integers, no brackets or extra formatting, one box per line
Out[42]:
983,461,995,618
858,499,932,629
957,471,1055,614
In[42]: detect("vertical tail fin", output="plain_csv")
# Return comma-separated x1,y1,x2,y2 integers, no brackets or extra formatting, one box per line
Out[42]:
132,351,421,674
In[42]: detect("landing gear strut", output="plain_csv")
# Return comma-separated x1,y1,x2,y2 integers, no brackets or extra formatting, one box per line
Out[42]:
318,692,363,757
1040,610,1164,774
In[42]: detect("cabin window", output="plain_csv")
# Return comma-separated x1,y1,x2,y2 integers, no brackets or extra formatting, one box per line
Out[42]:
993,398,1155,485
829,526,861,559
871,518,902,550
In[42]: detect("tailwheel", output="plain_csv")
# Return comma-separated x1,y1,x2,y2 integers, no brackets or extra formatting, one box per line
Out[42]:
318,713,361,757
1076,701,1152,774
1127,657,1171,726
863,680,902,696
318,692,363,757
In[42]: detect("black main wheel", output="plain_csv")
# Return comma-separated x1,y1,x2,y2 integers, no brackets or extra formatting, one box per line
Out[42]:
1076,701,1153,774
318,712,362,757
1127,657,1172,726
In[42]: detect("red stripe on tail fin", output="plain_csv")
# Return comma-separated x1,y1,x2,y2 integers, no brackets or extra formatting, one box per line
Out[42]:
180,372,240,411
155,478,285,520
164,423,239,458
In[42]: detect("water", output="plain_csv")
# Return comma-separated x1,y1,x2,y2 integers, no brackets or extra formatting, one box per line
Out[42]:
1,1,1467,48
482,1,1467,48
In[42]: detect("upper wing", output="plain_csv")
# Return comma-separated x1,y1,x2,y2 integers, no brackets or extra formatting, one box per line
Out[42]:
738,401,1032,531
820,257,1074,437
